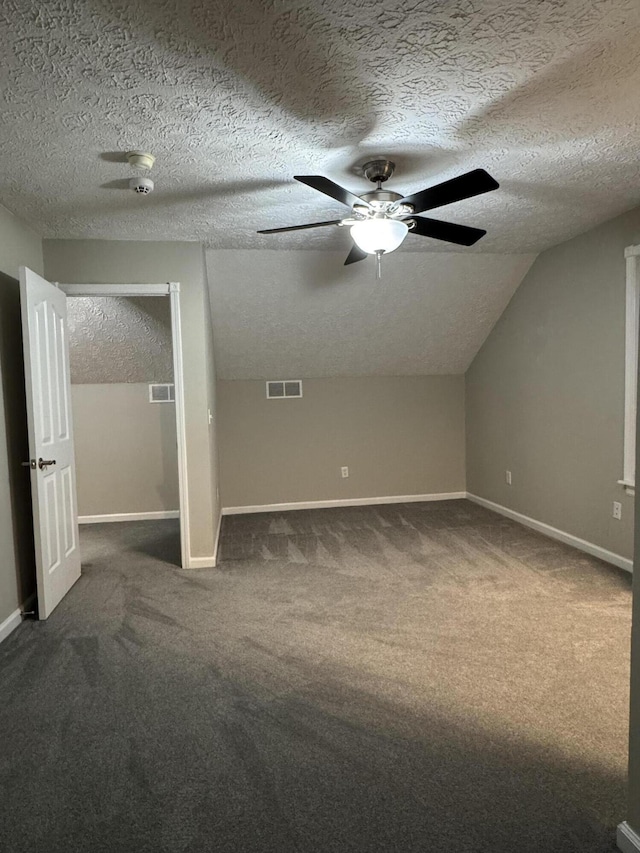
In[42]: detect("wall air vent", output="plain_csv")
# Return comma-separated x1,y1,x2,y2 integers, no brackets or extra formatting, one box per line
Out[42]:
149,383,175,403
266,380,302,399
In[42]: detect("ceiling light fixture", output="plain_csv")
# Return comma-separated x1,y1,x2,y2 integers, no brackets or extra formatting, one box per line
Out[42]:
350,218,409,254
350,218,410,279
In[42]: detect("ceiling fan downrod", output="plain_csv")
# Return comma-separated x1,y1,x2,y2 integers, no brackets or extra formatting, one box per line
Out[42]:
362,159,396,186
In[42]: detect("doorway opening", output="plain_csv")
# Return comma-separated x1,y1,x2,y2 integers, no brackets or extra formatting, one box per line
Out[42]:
59,283,189,570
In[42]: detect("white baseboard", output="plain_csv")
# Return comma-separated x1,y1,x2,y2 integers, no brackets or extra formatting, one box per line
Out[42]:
0,608,23,644
0,594,36,644
182,511,222,570
618,822,640,852
185,554,217,569
467,493,633,573
222,492,467,516
79,510,179,524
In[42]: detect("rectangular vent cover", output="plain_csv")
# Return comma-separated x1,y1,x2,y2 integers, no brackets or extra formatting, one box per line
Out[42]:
149,383,175,403
266,380,302,399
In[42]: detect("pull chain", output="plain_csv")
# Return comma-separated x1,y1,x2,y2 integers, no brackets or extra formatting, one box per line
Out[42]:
375,250,383,280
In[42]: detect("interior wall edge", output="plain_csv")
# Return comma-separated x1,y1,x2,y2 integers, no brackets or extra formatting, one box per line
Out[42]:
42,238,219,558
212,510,223,568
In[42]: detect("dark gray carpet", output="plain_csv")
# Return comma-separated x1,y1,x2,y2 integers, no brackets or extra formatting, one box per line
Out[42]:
0,499,631,853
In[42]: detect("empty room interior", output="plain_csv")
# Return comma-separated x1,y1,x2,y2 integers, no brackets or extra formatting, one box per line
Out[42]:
3,2,640,852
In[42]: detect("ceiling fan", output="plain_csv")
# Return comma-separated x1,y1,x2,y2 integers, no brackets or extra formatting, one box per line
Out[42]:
258,159,499,276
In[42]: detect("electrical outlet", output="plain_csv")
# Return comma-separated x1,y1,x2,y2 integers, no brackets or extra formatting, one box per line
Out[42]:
341,466,349,478
505,470,512,486
613,501,622,520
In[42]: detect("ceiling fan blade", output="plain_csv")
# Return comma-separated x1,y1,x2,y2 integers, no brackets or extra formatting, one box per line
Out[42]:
257,219,342,234
294,175,364,209
344,244,368,265
399,169,499,214
407,216,487,246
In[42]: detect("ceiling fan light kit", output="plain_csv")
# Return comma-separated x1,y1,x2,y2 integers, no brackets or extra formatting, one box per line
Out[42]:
350,219,409,254
258,159,500,277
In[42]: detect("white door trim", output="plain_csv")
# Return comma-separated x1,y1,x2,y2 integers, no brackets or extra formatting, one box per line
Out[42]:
59,283,171,296
57,281,190,570
169,283,190,570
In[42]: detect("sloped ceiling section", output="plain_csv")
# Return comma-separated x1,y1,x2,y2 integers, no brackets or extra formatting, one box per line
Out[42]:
67,296,173,383
207,250,536,378
1,1,640,253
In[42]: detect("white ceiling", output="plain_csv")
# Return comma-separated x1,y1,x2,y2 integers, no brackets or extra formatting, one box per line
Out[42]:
207,250,536,378
1,0,640,254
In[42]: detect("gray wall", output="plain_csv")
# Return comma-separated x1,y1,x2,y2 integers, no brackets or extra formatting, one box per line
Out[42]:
0,205,42,625
72,384,178,517
218,376,465,508
43,240,220,561
466,206,640,561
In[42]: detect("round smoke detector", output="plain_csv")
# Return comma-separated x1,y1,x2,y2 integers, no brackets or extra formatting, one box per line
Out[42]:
129,176,154,194
126,151,155,170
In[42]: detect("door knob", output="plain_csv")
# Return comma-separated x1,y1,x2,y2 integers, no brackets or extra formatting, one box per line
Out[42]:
21,459,56,470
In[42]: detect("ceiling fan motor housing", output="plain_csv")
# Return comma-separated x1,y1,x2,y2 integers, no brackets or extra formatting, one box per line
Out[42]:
359,190,404,205
362,159,396,184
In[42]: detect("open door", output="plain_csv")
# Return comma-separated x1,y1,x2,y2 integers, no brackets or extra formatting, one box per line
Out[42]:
20,267,81,619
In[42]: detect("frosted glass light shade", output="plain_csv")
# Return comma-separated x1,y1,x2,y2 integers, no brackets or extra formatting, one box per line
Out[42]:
350,219,409,254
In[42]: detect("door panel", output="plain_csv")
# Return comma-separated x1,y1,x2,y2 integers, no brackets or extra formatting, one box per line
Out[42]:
20,267,81,619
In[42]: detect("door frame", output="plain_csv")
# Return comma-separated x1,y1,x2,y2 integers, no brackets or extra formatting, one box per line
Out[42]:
57,281,190,570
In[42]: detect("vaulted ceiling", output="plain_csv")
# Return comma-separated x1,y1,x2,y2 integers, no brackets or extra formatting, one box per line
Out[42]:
207,250,536,378
1,0,640,254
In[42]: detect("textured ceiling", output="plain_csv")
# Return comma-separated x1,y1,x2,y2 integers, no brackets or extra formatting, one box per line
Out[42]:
1,1,640,253
206,250,536,379
67,296,173,383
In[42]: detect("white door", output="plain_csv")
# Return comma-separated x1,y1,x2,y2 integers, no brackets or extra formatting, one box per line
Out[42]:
20,267,81,619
